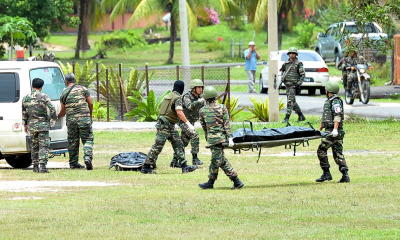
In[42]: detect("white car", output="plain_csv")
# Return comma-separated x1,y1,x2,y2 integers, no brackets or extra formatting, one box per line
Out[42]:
0,61,68,168
259,50,329,95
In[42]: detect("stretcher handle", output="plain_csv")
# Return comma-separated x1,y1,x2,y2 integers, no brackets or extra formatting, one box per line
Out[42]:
243,120,254,132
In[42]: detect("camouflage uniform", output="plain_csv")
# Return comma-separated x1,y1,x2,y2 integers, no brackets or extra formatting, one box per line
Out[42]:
60,85,94,166
280,59,305,116
22,90,56,167
145,91,186,167
317,95,348,171
172,91,204,161
199,102,237,180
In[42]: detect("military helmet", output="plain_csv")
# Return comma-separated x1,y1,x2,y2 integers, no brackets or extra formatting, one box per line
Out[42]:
190,79,204,89
203,86,218,99
287,47,298,55
325,80,340,94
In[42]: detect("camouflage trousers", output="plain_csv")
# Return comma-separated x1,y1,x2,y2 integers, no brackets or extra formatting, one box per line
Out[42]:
347,72,357,90
285,86,302,116
145,119,186,166
30,131,50,166
172,120,200,158
67,117,94,165
317,134,348,171
208,145,237,180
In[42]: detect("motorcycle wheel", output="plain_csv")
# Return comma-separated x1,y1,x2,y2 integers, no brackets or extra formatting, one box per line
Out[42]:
360,80,370,104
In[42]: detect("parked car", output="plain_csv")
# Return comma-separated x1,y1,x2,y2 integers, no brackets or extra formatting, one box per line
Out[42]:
0,61,68,168
315,21,387,65
259,50,329,95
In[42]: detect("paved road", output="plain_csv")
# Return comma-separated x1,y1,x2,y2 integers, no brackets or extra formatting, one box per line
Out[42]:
231,92,400,119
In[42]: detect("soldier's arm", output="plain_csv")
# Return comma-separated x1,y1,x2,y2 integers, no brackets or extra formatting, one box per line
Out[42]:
45,96,57,121
58,104,66,119
298,62,305,81
222,106,232,137
174,97,189,123
83,87,93,118
184,94,203,111
331,99,343,127
22,98,28,132
279,63,286,72
199,110,207,138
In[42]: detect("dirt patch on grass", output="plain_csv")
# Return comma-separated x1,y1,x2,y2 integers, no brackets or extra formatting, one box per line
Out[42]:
0,181,119,193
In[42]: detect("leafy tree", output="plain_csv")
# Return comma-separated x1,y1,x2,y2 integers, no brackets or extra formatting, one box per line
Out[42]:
0,0,77,40
101,0,242,64
0,16,37,58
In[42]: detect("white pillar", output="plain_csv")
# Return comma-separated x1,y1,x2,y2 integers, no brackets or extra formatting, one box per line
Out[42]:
179,0,191,88
268,0,279,122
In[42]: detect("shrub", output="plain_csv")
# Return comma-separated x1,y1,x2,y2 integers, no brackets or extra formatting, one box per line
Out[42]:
100,30,147,49
92,101,107,121
125,90,169,122
293,20,321,48
218,96,245,121
58,60,96,87
246,97,285,122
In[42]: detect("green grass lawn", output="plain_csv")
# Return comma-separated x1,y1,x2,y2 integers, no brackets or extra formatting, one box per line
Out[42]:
0,119,399,239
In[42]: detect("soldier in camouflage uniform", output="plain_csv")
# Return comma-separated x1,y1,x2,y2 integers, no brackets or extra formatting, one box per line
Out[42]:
141,80,198,174
316,81,350,183
22,78,56,173
171,79,205,167
280,47,306,123
343,50,366,97
198,86,244,190
58,74,94,170
337,50,349,89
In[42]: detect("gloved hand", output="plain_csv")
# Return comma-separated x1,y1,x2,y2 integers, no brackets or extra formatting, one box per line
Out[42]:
186,121,195,134
198,98,205,104
50,120,56,128
331,129,338,137
228,138,235,147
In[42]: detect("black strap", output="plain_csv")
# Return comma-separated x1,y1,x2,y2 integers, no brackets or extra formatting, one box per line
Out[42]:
61,85,76,105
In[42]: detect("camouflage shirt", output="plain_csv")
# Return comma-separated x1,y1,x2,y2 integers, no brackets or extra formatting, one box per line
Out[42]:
60,84,91,121
344,56,366,70
321,95,344,130
199,101,231,146
280,59,305,87
182,91,204,123
22,90,56,132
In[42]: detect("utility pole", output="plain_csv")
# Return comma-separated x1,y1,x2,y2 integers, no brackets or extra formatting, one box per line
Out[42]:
179,0,191,88
268,0,279,122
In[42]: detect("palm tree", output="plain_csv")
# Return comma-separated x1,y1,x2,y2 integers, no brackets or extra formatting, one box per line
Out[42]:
101,0,242,64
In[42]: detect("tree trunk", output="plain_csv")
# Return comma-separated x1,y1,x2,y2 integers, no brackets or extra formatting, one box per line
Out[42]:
80,0,91,51
74,0,85,59
167,13,176,64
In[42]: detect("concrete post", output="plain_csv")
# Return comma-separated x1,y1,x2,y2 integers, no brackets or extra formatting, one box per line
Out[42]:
268,0,280,122
394,34,400,85
179,0,191,89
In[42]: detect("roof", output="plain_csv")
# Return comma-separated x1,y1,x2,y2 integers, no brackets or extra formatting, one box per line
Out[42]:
0,61,60,70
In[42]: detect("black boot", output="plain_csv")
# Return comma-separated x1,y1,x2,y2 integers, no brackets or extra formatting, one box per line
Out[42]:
192,154,203,166
230,176,244,189
70,162,85,169
199,179,215,189
315,168,332,182
140,164,155,174
282,114,290,123
33,164,39,173
297,112,306,122
181,162,198,173
84,157,93,171
338,168,350,183
39,163,49,173
170,158,181,168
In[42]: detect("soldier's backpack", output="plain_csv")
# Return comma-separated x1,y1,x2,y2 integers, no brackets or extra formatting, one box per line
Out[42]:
109,152,147,171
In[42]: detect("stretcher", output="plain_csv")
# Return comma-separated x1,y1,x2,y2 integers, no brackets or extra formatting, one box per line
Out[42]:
222,121,328,162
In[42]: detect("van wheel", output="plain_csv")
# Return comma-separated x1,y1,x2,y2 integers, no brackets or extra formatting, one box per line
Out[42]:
5,154,32,168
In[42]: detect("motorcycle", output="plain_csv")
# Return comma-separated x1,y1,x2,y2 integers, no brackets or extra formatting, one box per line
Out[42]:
345,64,371,105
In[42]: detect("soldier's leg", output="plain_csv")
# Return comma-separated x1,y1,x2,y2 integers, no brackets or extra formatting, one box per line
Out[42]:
332,137,350,182
217,146,244,189
316,137,333,182
67,121,80,165
37,131,50,173
208,146,221,181
170,128,197,173
78,117,94,170
292,88,305,120
283,87,295,122
171,122,189,167
30,132,39,172
342,72,348,89
145,128,168,167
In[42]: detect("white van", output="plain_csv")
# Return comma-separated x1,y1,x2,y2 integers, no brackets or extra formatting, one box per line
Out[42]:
0,61,68,168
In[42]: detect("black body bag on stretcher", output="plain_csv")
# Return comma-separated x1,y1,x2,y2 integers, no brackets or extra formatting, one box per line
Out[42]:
232,122,324,143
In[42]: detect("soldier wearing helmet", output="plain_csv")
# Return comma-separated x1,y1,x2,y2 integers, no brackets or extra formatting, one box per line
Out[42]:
343,49,367,97
280,47,306,123
198,86,244,190
316,80,350,183
170,79,205,167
